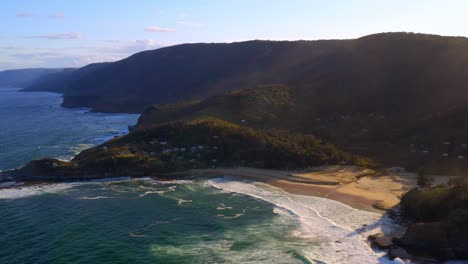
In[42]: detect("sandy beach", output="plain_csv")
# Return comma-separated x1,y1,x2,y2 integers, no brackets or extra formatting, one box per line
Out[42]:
183,166,453,213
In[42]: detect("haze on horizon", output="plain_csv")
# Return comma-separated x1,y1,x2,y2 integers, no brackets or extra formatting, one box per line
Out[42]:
1,0,467,70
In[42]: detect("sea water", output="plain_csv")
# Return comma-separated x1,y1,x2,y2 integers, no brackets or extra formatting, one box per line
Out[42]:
0,88,399,263
0,88,139,170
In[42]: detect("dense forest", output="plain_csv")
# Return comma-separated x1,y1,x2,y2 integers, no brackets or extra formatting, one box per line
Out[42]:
11,32,468,173
6,118,372,181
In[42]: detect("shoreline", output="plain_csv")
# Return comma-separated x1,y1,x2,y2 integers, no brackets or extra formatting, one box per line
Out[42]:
170,166,420,213
2,165,454,214
3,165,447,213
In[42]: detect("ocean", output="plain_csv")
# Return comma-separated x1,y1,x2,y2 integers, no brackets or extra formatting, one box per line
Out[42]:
0,88,397,263
0,88,139,171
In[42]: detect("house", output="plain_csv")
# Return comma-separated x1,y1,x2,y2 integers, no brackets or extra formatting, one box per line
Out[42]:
211,159,217,163
458,155,464,159
212,135,219,139
241,119,246,123
422,150,429,155
443,141,451,145
443,153,449,157
160,142,168,145
102,147,108,151
180,147,186,151
198,145,204,149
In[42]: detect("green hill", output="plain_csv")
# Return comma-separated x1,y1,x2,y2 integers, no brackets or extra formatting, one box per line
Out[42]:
54,32,468,116
0,68,62,88
137,85,295,129
6,118,373,181
21,63,109,93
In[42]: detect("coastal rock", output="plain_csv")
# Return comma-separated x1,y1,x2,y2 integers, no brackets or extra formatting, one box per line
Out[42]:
399,185,468,260
368,233,394,249
388,247,411,261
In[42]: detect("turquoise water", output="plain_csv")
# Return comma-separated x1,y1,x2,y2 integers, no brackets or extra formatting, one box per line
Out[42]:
0,88,139,170
0,179,308,263
0,89,311,263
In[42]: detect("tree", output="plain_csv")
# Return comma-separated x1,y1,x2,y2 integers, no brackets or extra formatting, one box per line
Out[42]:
448,176,467,187
417,168,433,188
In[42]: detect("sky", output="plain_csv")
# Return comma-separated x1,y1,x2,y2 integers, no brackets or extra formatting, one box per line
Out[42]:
1,0,468,70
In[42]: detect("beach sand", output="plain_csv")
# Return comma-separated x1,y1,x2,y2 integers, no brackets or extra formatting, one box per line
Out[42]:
183,166,453,213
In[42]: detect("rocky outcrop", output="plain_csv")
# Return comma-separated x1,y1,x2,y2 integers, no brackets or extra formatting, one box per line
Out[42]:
397,185,468,260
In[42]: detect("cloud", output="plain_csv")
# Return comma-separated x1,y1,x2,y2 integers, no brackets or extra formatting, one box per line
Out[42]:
1,39,167,70
176,20,203,27
144,26,175,33
48,13,67,19
16,13,34,18
1,46,21,50
26,32,81,40
116,39,163,54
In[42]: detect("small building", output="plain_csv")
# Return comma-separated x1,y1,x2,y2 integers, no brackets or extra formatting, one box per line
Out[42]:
160,142,168,145
458,155,464,159
52,162,59,168
443,153,449,157
213,146,218,150
241,119,246,123
102,146,108,151
180,147,186,151
198,145,204,149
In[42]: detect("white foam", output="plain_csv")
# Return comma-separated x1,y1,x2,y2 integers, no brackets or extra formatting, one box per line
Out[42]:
0,183,76,199
207,178,404,264
78,196,112,200
217,209,245,219
216,203,233,210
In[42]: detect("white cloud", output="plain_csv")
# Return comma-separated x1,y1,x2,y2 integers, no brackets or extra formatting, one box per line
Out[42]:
176,20,203,27
48,13,67,19
144,26,175,33
16,13,34,18
26,32,81,40
1,39,167,70
1,46,21,50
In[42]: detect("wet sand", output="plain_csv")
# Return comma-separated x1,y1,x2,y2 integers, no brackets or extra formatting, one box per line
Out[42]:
184,166,452,213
